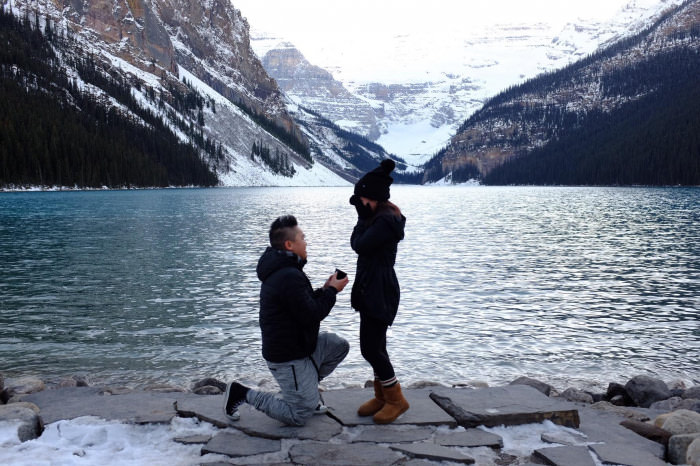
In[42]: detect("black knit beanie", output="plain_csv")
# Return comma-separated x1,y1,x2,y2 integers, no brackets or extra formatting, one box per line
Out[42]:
354,159,396,201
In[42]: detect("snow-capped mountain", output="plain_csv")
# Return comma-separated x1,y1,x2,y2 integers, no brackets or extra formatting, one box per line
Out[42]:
248,0,686,168
3,0,689,188
3,0,373,187
425,0,700,184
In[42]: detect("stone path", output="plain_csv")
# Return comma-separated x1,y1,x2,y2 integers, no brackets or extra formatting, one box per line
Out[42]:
20,384,671,465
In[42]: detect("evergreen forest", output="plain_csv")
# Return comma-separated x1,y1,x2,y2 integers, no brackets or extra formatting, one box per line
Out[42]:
483,46,700,185
0,8,218,189
483,75,700,185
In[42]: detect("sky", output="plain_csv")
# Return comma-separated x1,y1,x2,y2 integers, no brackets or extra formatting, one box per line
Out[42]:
232,0,664,82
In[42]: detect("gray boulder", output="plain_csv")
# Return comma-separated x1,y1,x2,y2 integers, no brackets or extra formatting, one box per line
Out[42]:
0,404,44,442
686,436,700,466
4,376,45,397
606,382,634,406
192,378,226,392
650,397,700,413
667,433,700,465
509,376,554,396
684,386,700,400
560,388,594,404
660,409,700,435
192,385,223,395
625,375,671,408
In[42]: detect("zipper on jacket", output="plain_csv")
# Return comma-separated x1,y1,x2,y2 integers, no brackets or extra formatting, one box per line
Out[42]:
291,365,298,391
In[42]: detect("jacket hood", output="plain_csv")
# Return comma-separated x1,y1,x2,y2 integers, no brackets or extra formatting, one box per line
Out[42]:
256,247,305,282
380,212,406,242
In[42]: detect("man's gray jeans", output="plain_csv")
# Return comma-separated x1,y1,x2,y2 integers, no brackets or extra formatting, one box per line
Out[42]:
246,332,349,426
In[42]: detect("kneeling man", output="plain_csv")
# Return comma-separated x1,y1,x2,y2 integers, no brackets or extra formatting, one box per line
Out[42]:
224,215,349,426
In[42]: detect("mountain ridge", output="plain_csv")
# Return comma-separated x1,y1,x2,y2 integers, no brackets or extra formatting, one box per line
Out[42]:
247,0,687,166
1,0,397,188
424,0,700,185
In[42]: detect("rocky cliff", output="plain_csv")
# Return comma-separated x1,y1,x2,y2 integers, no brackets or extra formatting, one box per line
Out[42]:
58,0,176,74
5,0,370,185
260,42,382,141
152,0,302,145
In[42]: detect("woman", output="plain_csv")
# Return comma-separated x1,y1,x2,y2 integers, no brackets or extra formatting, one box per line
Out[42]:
349,159,409,424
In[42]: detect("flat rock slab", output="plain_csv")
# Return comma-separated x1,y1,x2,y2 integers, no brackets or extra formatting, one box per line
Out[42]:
541,429,589,446
353,425,435,443
435,428,503,448
390,442,475,464
577,406,665,461
589,442,668,466
430,385,580,428
323,388,456,427
201,431,281,458
22,387,177,424
174,434,212,445
289,441,405,465
227,404,342,441
175,393,234,428
533,446,596,466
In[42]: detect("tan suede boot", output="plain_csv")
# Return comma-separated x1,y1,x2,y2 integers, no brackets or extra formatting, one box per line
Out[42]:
357,379,385,416
373,383,409,424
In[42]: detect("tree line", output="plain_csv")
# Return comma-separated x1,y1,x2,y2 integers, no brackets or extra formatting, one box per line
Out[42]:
0,7,218,188
251,140,296,177
483,71,700,185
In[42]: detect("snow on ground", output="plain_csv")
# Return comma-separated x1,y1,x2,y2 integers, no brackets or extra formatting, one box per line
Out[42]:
0,417,608,466
0,417,229,466
217,157,350,187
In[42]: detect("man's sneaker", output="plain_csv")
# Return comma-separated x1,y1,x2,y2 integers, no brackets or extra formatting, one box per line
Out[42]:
314,402,328,415
223,381,249,422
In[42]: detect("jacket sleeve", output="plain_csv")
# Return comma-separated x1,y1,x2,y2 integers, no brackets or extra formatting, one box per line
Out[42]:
284,271,337,326
351,216,396,255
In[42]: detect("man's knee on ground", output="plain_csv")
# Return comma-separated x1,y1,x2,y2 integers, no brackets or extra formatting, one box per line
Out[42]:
288,398,316,426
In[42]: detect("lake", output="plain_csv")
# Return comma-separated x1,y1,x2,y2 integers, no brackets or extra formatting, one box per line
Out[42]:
0,186,698,392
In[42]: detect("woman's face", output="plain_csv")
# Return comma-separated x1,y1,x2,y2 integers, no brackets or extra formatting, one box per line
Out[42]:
359,197,377,211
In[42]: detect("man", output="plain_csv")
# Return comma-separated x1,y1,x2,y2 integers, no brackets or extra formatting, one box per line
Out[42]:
223,215,350,426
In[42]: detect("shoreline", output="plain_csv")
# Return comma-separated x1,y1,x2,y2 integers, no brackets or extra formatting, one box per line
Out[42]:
2,370,698,401
3,371,698,411
2,372,699,465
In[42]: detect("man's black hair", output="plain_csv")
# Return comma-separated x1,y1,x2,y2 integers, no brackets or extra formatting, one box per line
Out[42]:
269,215,298,250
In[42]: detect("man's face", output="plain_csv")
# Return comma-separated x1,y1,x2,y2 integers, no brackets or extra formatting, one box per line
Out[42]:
287,226,307,260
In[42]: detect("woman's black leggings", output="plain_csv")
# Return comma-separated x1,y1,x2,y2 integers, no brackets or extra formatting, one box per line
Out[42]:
359,314,395,381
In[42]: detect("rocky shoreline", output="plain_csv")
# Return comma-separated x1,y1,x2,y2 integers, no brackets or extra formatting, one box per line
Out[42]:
1,372,699,465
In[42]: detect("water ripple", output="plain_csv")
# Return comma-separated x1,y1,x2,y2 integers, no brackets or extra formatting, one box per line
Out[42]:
0,187,698,390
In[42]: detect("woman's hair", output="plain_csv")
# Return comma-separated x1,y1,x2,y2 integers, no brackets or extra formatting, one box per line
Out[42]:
269,215,298,250
374,200,402,219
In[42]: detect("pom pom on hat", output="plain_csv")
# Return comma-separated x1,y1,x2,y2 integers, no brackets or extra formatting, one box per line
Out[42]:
380,159,396,173
354,159,395,201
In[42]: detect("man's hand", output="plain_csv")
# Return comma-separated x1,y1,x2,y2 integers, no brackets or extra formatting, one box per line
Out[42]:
325,272,349,292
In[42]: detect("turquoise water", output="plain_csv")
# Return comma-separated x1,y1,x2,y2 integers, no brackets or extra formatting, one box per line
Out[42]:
0,186,698,391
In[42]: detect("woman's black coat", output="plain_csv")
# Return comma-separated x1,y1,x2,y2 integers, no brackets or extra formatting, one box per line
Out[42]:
350,211,406,325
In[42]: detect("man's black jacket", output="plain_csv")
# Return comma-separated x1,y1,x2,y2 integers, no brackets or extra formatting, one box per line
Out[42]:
256,247,337,363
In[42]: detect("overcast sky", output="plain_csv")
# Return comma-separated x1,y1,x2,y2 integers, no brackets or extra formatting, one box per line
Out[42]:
232,0,672,82
234,0,634,33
